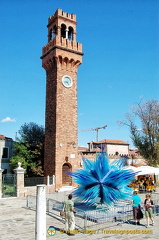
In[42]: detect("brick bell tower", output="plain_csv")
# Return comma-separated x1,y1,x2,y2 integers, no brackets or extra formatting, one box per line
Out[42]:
41,9,83,189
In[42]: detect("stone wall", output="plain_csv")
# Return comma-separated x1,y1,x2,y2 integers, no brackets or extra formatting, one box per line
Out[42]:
22,185,55,197
0,164,56,198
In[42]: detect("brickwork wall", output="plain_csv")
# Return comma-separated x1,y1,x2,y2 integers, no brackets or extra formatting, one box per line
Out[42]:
44,67,57,176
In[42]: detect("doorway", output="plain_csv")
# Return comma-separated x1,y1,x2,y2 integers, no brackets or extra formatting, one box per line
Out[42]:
62,163,72,186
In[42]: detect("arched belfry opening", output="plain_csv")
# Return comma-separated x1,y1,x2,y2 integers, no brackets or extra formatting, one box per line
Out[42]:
61,24,66,38
52,25,57,38
61,24,74,40
62,163,72,186
49,29,52,41
48,25,57,42
68,26,73,40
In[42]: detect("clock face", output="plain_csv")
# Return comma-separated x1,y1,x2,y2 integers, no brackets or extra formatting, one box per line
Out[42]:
62,75,73,88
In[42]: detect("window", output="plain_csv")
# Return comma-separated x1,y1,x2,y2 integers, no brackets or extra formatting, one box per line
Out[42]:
2,147,9,158
115,151,119,156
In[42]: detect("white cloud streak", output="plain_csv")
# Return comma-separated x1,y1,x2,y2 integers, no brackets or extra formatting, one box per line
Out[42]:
0,117,16,123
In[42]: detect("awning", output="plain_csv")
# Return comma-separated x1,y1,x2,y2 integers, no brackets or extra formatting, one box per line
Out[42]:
136,166,159,176
123,165,159,176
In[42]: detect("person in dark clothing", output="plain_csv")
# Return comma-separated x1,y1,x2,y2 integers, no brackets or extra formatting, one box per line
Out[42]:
132,191,141,225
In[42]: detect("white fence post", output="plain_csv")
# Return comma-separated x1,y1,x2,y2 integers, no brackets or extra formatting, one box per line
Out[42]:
35,185,46,240
53,175,55,185
47,175,49,186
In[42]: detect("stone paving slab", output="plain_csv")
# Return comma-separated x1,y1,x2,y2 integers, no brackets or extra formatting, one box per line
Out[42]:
0,191,159,240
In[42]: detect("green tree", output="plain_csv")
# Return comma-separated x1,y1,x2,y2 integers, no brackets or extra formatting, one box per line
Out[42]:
9,142,34,175
18,122,44,145
10,122,45,176
119,100,159,166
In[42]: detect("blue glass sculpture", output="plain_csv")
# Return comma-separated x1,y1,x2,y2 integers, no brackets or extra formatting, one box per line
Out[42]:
67,151,137,206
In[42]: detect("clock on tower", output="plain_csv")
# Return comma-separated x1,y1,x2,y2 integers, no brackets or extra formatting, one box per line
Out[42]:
41,9,83,189
62,75,73,88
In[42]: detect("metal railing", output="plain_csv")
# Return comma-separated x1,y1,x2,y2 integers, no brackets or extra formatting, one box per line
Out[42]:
2,174,17,197
24,177,47,186
24,175,55,186
26,195,159,229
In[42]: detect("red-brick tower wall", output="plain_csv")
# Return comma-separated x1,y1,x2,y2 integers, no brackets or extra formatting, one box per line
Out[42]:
41,9,83,189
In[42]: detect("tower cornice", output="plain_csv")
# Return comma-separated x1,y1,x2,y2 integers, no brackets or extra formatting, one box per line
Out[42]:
40,44,84,60
41,36,83,59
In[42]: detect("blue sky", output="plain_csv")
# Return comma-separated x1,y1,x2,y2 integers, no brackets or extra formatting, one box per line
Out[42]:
0,0,159,148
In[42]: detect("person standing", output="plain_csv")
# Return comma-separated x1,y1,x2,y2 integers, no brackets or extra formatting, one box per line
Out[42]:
132,191,141,225
63,194,75,235
144,194,154,228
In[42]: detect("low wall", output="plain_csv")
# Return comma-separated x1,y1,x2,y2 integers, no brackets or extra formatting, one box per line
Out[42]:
22,185,56,197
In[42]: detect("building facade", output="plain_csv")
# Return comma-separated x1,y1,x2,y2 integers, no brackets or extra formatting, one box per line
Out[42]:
0,135,14,173
79,139,145,166
88,139,129,156
41,9,83,189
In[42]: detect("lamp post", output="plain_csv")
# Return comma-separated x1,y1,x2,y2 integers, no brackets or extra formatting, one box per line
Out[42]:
67,141,76,148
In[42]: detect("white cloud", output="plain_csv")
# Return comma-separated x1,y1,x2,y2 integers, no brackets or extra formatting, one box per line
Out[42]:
0,117,16,123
